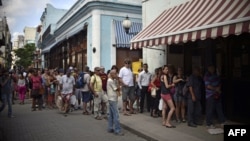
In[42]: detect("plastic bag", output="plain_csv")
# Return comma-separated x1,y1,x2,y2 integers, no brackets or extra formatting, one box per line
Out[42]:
158,98,163,110
56,95,63,110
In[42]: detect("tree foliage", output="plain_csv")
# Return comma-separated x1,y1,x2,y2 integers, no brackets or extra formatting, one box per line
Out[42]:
13,43,36,68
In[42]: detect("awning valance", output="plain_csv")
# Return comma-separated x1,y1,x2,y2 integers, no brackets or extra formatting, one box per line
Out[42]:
131,0,250,49
113,20,142,48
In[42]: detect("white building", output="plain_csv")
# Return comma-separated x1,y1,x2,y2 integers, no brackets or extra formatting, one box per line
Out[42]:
23,26,37,45
140,0,189,72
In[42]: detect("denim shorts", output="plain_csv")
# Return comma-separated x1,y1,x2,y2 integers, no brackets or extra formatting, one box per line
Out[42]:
81,91,90,103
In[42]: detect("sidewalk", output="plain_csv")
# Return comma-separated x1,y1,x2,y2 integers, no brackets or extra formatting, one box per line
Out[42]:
120,112,224,141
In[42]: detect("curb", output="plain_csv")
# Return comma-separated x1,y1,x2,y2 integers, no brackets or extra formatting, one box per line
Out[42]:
120,123,158,141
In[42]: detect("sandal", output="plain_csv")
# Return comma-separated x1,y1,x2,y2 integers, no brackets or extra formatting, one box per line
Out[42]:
129,111,137,114
95,116,103,120
166,125,176,128
83,111,90,115
123,112,131,116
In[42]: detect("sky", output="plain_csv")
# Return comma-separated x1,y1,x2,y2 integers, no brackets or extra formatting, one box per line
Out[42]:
0,0,77,39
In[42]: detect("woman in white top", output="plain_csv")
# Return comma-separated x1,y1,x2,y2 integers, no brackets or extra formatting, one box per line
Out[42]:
17,73,27,104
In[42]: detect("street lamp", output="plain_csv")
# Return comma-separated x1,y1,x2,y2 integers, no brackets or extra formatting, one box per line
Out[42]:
122,15,138,35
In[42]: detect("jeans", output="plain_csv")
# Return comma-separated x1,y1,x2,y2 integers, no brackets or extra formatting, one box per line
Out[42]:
0,93,12,116
206,96,225,126
108,100,121,133
187,98,202,124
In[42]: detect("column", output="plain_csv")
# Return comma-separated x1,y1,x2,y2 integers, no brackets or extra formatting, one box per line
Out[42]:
91,10,101,69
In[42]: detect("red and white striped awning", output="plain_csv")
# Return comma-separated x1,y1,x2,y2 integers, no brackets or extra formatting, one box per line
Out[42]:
130,0,250,49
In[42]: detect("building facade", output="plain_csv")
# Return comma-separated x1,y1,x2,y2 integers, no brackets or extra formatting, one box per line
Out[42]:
23,27,37,44
0,16,12,69
40,0,142,71
131,0,250,123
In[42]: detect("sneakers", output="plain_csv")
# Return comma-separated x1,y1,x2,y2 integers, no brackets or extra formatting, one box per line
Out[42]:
206,125,216,129
188,123,197,128
114,132,124,136
107,129,114,133
8,115,15,118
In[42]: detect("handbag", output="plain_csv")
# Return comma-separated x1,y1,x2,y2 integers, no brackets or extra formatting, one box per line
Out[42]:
151,87,156,97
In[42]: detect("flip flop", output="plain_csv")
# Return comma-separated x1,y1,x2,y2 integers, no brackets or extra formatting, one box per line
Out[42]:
82,111,90,115
130,111,137,114
123,113,131,116
95,116,103,120
166,125,176,128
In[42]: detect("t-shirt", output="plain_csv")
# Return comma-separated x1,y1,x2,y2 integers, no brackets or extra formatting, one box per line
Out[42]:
30,76,42,90
107,78,119,101
118,66,134,86
204,72,220,99
90,74,102,92
80,73,90,92
186,74,203,100
99,73,108,92
60,75,75,95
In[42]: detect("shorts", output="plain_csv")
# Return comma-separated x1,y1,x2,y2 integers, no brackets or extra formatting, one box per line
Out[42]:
161,93,172,101
81,91,90,103
135,85,141,97
75,89,82,100
62,93,72,103
122,86,135,102
173,94,185,102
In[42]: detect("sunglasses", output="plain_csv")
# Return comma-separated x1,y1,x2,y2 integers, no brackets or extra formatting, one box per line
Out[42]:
96,70,101,71
125,62,131,64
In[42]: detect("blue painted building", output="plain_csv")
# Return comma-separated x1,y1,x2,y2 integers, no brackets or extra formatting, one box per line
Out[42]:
40,0,142,71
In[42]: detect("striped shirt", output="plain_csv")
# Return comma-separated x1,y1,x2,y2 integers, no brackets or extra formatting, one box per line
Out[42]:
204,72,220,99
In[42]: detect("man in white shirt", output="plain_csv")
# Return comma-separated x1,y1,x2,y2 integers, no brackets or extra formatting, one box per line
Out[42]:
138,63,152,113
59,69,75,114
119,59,135,115
107,70,124,136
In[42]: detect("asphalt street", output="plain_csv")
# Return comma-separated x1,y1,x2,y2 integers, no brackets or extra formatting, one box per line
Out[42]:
0,99,146,141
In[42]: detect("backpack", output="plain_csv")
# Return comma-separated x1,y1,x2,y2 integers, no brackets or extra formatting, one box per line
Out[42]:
75,72,86,88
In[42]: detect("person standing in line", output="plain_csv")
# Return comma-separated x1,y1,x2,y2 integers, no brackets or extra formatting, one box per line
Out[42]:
0,69,15,118
17,73,27,105
99,66,108,116
81,66,91,115
138,63,152,113
186,66,203,127
135,68,143,112
161,65,176,128
107,70,124,136
90,67,108,120
118,59,136,115
74,68,83,110
173,67,187,123
204,64,225,128
59,69,75,115
150,67,162,117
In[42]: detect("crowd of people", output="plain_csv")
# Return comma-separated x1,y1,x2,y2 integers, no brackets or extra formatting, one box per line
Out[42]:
0,59,226,135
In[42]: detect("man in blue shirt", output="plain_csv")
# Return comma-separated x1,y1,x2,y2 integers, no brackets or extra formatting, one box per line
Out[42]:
204,64,225,128
186,66,203,127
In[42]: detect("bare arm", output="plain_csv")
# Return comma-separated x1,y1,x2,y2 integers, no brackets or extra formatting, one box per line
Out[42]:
173,75,183,84
163,75,174,89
